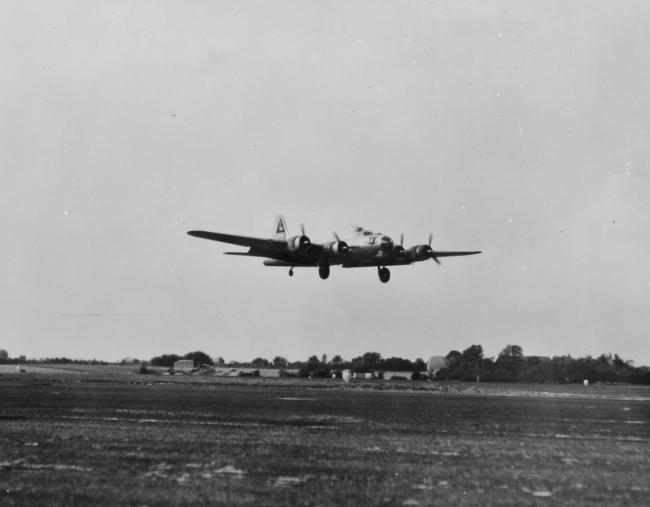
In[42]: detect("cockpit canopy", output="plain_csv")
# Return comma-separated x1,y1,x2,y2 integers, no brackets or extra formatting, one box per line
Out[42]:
352,225,380,236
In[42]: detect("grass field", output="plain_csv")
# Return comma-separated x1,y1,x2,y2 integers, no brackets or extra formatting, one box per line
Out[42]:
0,369,648,505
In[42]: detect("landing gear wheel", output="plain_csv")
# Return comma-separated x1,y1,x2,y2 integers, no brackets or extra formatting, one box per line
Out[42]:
288,268,294,277
378,266,390,283
318,264,330,280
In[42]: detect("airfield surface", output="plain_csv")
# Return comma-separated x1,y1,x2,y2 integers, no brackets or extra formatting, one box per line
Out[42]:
0,373,648,506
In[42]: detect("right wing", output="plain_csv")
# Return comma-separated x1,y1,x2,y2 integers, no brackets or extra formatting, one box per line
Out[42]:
341,249,482,268
428,251,482,257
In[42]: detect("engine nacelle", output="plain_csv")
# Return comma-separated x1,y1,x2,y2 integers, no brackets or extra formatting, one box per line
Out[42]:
328,240,350,257
392,245,406,259
287,235,311,251
408,244,432,260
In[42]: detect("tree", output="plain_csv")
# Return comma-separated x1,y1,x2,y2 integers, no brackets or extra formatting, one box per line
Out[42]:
150,354,182,367
183,351,213,367
520,356,552,383
306,355,321,369
298,354,332,378
495,345,524,381
500,345,523,360
382,357,414,371
459,345,484,381
272,356,288,368
251,357,270,367
331,355,343,365
362,352,382,371
462,344,483,362
214,356,225,366
298,355,322,377
321,354,328,365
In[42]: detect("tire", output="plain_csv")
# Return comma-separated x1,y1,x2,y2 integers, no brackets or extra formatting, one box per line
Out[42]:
319,264,330,280
379,267,390,283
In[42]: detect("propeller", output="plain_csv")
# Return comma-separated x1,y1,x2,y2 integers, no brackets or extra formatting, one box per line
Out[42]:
429,233,440,264
392,233,406,259
332,231,350,255
297,223,310,250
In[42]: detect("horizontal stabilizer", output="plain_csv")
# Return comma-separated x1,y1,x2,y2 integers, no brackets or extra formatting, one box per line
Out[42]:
263,259,293,267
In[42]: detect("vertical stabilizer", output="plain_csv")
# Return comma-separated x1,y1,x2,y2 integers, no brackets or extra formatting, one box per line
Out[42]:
273,215,288,240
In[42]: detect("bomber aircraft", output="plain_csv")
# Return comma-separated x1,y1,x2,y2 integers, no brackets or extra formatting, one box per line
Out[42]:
187,215,481,283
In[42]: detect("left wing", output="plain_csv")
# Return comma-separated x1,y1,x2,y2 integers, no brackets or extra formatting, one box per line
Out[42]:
187,230,326,264
187,231,283,251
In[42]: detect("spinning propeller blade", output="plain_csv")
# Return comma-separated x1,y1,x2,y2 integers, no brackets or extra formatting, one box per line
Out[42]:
429,234,440,264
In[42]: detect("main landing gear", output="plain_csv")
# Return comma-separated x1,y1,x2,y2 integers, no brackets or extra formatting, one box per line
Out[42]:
378,266,390,283
319,264,330,280
289,265,330,279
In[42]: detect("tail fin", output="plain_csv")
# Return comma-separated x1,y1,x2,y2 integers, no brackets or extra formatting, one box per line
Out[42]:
273,215,288,240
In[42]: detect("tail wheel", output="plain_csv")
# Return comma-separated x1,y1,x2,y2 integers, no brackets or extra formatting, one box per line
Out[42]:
378,266,390,283
318,264,330,280
288,268,294,277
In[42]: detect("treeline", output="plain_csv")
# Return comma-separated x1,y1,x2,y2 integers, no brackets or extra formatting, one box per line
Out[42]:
438,345,650,384
3,346,647,385
0,354,108,366
146,351,426,375
146,346,649,384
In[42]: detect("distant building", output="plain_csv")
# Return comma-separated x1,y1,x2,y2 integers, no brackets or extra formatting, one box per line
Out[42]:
383,371,414,380
173,359,195,373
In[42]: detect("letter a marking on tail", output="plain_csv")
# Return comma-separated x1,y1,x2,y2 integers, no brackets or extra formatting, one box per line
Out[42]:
273,215,288,240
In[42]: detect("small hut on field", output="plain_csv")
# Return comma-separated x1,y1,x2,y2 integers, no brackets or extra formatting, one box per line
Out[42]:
173,359,195,373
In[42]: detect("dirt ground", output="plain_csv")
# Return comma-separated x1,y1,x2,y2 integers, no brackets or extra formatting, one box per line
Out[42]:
0,372,648,505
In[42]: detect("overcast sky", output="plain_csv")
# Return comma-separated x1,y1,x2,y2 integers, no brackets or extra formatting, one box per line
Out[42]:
3,1,649,365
